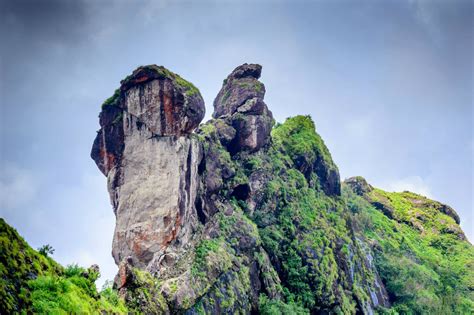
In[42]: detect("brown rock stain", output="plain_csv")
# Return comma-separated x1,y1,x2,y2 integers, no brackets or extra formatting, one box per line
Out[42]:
161,212,182,248
162,92,175,135
134,75,150,84
99,146,115,174
131,230,154,258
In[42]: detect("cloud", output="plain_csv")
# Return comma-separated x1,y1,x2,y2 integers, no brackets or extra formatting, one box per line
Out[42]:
409,0,441,43
384,175,433,198
0,0,88,41
0,164,38,212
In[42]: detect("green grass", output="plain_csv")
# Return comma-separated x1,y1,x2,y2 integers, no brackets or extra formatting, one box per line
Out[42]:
259,294,309,315
27,265,127,314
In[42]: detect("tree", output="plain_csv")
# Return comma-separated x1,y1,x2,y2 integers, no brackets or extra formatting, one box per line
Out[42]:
38,244,55,257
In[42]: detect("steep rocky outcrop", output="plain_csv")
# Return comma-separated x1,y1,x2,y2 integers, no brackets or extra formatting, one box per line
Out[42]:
2,63,472,315
212,63,274,153
89,64,473,314
91,65,205,271
343,177,473,313
345,176,463,233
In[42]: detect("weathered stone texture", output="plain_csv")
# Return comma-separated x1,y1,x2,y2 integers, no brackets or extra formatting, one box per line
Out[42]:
212,63,274,153
91,65,205,270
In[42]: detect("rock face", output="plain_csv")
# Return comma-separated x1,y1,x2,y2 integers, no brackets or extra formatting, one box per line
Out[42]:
120,65,205,136
213,63,274,153
345,176,373,196
91,65,205,269
90,64,473,314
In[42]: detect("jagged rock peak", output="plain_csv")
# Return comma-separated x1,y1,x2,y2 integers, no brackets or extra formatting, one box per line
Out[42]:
213,63,266,118
228,63,262,80
120,64,205,136
91,65,205,175
211,63,274,153
344,176,373,196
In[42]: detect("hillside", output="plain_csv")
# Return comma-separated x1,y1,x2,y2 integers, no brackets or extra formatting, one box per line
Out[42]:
0,218,127,313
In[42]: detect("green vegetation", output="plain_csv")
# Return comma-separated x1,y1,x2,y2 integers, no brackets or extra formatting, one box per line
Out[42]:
101,88,120,109
0,218,62,312
271,115,336,174
191,238,225,278
259,294,309,315
27,264,126,314
205,116,371,313
254,81,264,93
174,73,200,97
0,219,127,313
123,267,169,314
37,244,55,257
99,282,129,313
253,170,361,312
343,185,474,314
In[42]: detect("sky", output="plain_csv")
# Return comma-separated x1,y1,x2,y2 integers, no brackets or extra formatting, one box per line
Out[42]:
1,0,472,287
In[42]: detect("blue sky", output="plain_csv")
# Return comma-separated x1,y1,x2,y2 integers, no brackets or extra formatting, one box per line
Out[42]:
1,0,472,286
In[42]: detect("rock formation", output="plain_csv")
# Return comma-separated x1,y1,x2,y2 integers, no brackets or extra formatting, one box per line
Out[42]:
91,65,205,270
213,63,273,153
88,64,473,314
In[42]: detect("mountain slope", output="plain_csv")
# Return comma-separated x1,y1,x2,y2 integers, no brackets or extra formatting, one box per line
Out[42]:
0,219,127,313
343,177,474,313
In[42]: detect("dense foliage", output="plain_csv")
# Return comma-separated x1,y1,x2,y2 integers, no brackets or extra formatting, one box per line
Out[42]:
0,219,127,314
343,184,474,314
192,115,473,314
243,116,372,313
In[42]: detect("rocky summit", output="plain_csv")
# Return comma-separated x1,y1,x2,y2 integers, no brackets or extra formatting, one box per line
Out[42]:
2,63,472,314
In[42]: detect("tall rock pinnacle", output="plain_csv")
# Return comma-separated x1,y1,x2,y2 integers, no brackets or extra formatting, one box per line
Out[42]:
213,63,274,153
91,65,205,269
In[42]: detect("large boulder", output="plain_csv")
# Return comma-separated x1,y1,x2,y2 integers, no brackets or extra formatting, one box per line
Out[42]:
212,63,274,153
344,176,373,196
120,65,205,136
